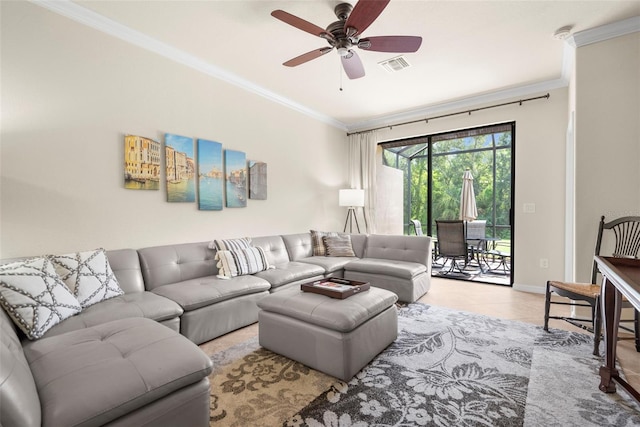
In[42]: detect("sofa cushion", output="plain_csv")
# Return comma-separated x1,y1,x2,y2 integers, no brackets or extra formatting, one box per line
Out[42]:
344,258,427,279
41,291,183,338
281,233,314,261
138,242,216,291
151,275,271,311
216,247,270,278
364,234,432,265
254,262,324,288
0,258,82,340
297,256,354,273
251,235,291,265
23,317,213,427
48,248,124,309
106,249,146,294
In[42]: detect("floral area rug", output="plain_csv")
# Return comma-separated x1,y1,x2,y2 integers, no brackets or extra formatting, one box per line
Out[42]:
209,304,640,426
208,336,334,426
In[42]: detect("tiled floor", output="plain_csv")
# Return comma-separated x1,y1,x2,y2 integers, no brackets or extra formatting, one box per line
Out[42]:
199,276,640,394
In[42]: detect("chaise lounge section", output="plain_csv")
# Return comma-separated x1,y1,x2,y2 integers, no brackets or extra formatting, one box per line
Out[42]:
344,234,433,303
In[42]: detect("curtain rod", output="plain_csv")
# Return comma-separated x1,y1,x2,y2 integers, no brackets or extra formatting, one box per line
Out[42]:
347,93,550,136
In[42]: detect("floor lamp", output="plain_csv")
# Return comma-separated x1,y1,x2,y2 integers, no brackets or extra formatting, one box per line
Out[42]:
339,189,364,233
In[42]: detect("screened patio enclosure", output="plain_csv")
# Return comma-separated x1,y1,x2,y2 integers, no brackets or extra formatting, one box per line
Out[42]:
380,122,514,285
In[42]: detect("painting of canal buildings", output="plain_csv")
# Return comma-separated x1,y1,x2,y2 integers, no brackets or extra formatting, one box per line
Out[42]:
249,161,267,200
165,133,195,202
224,150,247,208
124,135,160,190
197,139,223,211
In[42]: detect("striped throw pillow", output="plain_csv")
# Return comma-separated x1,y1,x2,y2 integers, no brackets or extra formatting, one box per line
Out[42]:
209,237,252,251
310,230,340,256
323,235,356,257
216,247,270,278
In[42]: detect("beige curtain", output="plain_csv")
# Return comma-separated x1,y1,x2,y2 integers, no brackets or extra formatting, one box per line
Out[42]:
348,130,377,234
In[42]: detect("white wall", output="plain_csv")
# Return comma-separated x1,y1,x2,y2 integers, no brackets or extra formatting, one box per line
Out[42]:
375,88,569,290
0,2,348,258
574,32,640,282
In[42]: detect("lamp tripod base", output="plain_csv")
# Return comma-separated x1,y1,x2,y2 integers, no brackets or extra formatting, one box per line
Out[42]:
343,207,361,233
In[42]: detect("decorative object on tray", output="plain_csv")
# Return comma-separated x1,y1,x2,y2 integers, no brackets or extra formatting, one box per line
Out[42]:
301,278,369,299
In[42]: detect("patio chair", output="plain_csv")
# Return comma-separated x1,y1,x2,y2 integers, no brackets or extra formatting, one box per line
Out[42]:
410,219,423,236
436,220,470,275
412,219,442,264
465,220,486,268
544,215,640,355
465,220,485,245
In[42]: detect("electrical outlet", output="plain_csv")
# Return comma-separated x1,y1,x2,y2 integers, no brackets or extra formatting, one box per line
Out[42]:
539,258,549,268
523,203,536,213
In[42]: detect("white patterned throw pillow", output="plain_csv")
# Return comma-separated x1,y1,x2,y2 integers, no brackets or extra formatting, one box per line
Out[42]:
0,258,82,340
209,237,252,251
48,248,124,309
216,247,270,279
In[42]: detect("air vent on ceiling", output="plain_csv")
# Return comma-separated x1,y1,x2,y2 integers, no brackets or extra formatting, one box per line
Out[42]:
378,55,411,73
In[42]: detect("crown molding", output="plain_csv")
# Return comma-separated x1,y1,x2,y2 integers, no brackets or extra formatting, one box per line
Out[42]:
30,0,348,131
345,78,568,133
568,15,640,48
29,1,638,135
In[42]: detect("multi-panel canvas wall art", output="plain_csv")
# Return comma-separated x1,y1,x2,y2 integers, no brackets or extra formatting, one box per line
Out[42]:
165,133,195,202
249,161,267,200
124,135,161,190
224,150,247,208
197,139,223,211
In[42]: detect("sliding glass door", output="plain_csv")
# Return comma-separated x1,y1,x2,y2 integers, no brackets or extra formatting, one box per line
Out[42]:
381,122,514,285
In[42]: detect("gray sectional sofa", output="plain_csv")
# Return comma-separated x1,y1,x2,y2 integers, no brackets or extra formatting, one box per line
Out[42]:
0,231,432,427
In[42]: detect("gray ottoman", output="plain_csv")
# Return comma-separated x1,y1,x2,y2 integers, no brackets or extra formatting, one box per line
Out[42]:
257,286,398,381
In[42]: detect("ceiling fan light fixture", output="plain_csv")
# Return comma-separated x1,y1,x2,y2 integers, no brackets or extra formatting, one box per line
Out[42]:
271,0,420,80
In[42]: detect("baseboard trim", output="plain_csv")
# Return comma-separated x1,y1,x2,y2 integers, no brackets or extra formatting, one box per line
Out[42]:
513,283,545,294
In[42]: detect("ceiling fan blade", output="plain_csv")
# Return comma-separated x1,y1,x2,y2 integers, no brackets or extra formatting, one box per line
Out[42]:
341,50,365,79
358,36,422,53
344,0,390,37
271,10,334,41
283,47,333,67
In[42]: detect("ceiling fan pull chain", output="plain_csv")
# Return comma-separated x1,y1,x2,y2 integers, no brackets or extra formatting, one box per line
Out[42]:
339,61,344,92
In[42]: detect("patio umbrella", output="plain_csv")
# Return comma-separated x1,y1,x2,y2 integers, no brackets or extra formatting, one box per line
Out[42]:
459,170,478,221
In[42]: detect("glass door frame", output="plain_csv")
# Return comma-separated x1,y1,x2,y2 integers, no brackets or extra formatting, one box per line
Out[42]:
381,122,515,286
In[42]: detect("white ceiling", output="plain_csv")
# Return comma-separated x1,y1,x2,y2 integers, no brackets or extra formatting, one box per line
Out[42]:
44,1,640,131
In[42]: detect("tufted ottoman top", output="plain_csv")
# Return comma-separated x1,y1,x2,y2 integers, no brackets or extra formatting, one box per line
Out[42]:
257,286,398,333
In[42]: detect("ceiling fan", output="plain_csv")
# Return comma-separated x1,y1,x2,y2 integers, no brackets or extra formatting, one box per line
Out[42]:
271,0,422,80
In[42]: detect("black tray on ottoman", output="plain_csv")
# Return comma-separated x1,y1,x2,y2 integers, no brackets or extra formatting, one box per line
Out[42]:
301,278,370,299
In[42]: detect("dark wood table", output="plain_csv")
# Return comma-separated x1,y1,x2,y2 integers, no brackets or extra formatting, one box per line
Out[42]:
595,255,640,402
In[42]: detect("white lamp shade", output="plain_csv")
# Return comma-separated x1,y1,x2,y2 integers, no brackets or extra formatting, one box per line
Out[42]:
339,189,365,207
